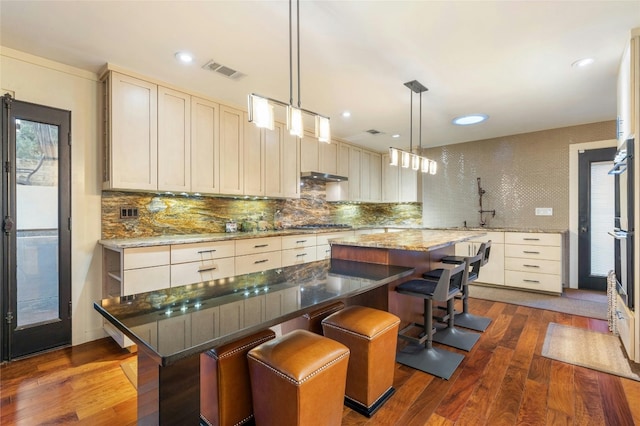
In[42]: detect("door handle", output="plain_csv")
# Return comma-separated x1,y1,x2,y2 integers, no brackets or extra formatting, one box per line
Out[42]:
580,226,588,233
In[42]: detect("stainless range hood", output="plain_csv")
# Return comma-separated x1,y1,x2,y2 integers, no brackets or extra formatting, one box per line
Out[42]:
300,172,348,182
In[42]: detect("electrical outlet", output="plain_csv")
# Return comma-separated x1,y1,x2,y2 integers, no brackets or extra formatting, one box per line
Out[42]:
120,206,139,219
535,207,553,216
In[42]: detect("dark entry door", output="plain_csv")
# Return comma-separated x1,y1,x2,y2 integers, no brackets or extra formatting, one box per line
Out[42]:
578,147,616,291
1,95,71,360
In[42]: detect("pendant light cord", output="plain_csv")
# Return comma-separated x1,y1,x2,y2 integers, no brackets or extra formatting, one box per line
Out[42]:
409,88,413,153
296,0,301,108
289,0,293,106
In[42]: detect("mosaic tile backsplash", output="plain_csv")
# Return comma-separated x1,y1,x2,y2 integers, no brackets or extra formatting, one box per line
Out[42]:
101,179,422,239
422,121,615,230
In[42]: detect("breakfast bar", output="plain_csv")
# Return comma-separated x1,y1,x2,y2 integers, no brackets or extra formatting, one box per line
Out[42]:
94,259,413,425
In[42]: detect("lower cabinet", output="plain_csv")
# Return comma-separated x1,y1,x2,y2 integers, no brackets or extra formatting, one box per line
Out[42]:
455,231,504,286
504,232,563,294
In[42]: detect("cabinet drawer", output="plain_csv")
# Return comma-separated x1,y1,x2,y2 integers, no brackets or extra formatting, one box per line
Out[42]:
171,240,235,264
316,244,332,260
469,231,504,244
281,234,317,250
505,244,561,261
124,246,170,269
282,247,317,267
171,257,235,286
504,257,561,275
616,294,635,360
235,251,282,275
505,270,561,293
123,265,170,295
235,237,282,256
316,231,354,246
505,232,561,246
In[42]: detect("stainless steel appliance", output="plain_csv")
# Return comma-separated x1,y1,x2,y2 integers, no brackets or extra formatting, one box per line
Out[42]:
609,138,634,309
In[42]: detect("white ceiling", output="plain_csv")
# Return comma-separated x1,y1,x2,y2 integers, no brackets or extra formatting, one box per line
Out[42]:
1,1,639,152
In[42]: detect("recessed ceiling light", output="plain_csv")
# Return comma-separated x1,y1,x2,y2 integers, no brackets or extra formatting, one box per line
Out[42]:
175,51,194,64
391,134,400,138
341,111,351,118
452,114,488,126
571,58,594,68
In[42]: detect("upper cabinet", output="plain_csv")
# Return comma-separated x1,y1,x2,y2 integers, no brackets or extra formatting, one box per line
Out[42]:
191,96,220,194
158,86,191,192
319,141,338,175
300,134,338,175
218,105,245,195
326,142,382,202
103,71,158,191
381,153,418,202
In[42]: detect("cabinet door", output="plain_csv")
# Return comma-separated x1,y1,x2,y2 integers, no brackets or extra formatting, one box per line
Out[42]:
319,141,338,175
360,150,372,201
399,166,418,202
326,143,350,201
369,152,382,202
219,105,244,195
348,145,362,201
282,126,300,198
158,314,192,355
265,123,283,197
219,299,244,335
244,114,265,196
477,242,505,285
381,154,400,202
158,86,191,192
108,72,158,190
191,306,220,346
191,96,220,194
300,134,318,172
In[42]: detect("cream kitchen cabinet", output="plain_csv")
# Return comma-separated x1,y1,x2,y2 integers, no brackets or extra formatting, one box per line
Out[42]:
316,230,355,260
381,153,418,202
218,296,266,335
265,287,300,321
319,140,338,175
327,142,383,202
455,231,505,286
280,127,301,198
157,86,191,192
504,232,563,294
191,96,220,194
121,246,171,295
170,240,235,286
300,132,338,175
219,105,244,195
281,234,317,267
103,71,158,191
360,150,381,202
243,114,266,196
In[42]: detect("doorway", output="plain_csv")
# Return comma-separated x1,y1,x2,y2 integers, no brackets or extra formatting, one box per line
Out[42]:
577,147,616,291
1,95,71,360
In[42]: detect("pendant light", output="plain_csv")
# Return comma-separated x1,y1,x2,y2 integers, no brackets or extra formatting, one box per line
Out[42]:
389,80,437,174
248,0,330,142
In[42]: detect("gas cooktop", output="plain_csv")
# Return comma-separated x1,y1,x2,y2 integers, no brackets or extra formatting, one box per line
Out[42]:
292,224,352,229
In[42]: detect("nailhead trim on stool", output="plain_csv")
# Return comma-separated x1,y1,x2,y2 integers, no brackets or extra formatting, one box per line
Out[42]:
248,329,350,426
200,329,276,426
322,305,401,417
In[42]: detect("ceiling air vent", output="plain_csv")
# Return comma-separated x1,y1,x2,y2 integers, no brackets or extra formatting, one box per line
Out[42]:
365,129,383,135
202,60,245,80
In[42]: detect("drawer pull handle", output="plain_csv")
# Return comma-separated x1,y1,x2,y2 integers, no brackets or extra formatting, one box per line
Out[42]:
296,240,307,244
523,264,540,268
254,244,269,248
254,259,269,264
523,238,540,241
523,251,540,254
523,279,540,284
296,253,307,258
198,266,218,273
197,249,217,254
616,311,624,320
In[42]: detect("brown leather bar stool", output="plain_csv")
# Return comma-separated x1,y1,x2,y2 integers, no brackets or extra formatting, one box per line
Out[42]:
248,329,350,426
303,301,345,334
321,306,400,417
200,329,276,426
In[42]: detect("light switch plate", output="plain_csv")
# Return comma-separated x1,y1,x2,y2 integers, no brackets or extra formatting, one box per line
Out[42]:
535,207,553,216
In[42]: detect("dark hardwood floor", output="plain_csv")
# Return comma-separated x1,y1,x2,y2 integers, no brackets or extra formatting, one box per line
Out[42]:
2,295,639,425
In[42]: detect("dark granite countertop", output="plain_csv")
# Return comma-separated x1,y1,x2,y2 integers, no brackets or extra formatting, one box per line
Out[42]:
94,259,414,366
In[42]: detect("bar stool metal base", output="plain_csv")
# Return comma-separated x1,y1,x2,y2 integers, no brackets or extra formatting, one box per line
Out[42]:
453,312,492,332
396,343,464,380
432,324,481,351
344,387,396,418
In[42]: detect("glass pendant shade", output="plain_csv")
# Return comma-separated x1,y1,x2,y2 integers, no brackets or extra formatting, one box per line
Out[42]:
421,157,430,173
287,106,304,138
429,160,437,175
249,95,275,130
315,116,330,142
411,154,420,171
401,151,411,168
389,148,399,166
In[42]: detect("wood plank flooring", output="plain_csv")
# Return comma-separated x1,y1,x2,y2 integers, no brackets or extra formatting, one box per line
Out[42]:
2,297,639,425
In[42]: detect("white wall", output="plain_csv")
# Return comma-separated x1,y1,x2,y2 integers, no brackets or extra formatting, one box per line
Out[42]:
1,47,105,345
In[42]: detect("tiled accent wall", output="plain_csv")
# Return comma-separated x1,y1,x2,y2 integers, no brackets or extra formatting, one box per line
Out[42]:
101,178,422,239
422,121,615,229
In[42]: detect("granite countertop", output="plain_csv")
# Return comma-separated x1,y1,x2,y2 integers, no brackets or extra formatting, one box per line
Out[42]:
329,229,486,252
94,259,414,364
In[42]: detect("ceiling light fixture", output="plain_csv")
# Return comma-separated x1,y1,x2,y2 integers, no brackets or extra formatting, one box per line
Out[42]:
389,80,436,175
571,57,595,68
174,51,194,64
247,0,330,142
341,111,351,118
452,114,488,126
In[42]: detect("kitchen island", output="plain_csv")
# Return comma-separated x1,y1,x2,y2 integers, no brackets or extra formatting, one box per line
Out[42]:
94,259,413,425
329,229,486,325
